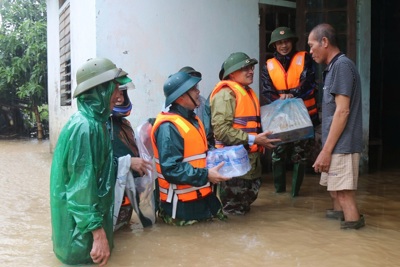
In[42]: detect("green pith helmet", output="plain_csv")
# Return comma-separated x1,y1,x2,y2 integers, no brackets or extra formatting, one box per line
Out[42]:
164,71,201,107
73,58,132,98
178,66,202,78
219,52,258,80
268,27,298,48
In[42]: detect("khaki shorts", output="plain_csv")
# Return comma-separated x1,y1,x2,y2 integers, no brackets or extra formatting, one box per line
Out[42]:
320,153,360,191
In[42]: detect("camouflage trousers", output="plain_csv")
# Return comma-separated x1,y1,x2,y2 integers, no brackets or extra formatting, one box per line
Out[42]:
158,206,227,226
272,139,308,164
219,177,262,215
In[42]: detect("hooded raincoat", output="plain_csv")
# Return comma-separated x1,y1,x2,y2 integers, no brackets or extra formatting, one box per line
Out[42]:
50,81,116,265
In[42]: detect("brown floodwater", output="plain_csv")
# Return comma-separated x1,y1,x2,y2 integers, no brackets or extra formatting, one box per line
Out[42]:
0,139,399,267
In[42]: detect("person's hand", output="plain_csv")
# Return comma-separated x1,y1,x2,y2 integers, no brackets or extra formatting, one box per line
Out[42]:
254,131,281,149
312,150,332,173
207,162,230,184
279,94,293,100
90,228,110,266
130,157,153,176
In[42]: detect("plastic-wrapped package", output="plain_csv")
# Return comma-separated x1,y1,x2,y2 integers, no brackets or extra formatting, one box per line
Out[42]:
134,120,157,226
136,119,156,181
113,119,157,230
261,98,314,145
206,145,251,177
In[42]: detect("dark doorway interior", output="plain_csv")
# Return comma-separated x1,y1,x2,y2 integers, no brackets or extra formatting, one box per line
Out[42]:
370,0,400,171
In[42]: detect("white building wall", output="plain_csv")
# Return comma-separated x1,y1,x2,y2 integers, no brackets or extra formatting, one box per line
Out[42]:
47,0,61,152
48,0,261,151
95,0,260,129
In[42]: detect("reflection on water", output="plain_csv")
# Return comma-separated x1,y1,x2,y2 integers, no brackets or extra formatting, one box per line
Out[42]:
0,139,399,267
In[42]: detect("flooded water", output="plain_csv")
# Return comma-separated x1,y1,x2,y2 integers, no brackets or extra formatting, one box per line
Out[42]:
1,139,399,267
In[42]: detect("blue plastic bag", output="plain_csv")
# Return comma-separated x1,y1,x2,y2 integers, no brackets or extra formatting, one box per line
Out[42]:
261,98,314,145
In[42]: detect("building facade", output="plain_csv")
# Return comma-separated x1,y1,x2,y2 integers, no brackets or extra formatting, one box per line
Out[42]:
47,0,372,171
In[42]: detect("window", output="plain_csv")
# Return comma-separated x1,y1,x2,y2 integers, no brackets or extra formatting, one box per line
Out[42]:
59,4,71,106
59,0,67,9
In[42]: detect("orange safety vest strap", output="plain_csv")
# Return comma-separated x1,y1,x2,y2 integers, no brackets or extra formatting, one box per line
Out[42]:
182,153,206,162
235,127,261,133
276,89,292,94
233,115,261,126
305,101,317,109
158,182,211,218
303,94,318,115
154,153,206,164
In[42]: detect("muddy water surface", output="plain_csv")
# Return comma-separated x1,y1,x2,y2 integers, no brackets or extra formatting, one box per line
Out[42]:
0,139,399,267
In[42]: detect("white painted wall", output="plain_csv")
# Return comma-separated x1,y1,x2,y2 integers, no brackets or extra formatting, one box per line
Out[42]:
47,0,262,151
95,0,260,130
46,0,60,152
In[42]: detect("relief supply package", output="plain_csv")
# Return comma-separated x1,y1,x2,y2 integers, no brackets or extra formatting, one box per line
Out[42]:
206,145,251,177
114,119,157,231
261,98,314,145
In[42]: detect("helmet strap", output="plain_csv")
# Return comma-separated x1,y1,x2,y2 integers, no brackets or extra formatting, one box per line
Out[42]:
186,92,199,108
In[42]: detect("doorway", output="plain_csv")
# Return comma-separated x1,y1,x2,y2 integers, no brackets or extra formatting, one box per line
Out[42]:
370,0,400,170
259,0,357,174
258,3,297,174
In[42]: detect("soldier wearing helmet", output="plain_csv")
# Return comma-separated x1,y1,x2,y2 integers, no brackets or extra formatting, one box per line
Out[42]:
50,58,132,266
209,52,280,215
151,71,229,225
261,26,319,197
178,66,214,146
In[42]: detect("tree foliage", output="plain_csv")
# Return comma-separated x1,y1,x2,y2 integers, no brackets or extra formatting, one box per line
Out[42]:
0,0,47,138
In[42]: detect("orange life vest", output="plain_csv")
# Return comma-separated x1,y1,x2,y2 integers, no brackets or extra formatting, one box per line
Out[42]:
150,112,212,219
210,80,262,153
266,51,318,116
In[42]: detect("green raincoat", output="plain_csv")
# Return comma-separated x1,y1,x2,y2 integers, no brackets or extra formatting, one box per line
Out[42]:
50,81,116,265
